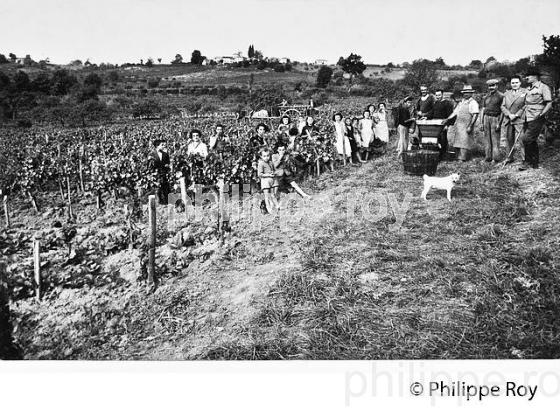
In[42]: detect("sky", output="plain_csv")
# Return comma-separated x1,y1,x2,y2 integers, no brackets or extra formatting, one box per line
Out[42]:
1,0,559,66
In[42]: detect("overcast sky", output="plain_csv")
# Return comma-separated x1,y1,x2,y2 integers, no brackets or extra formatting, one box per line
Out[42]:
2,0,559,65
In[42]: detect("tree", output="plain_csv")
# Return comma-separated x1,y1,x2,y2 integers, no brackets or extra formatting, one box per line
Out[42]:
254,49,263,61
403,59,438,89
50,69,78,95
0,54,8,64
9,53,16,62
337,53,366,77
469,59,483,69
145,58,154,67
157,58,162,64
13,71,30,91
84,73,103,90
31,72,51,93
316,66,333,88
538,35,560,88
70,59,83,66
171,54,183,64
248,45,255,59
434,57,447,68
513,57,531,74
191,50,204,65
107,70,120,83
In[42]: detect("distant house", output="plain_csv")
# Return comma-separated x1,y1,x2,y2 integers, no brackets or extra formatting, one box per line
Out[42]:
14,57,25,65
214,56,235,65
279,57,289,64
314,59,328,65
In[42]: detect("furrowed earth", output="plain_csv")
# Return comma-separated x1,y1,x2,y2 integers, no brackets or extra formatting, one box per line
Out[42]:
6,139,560,360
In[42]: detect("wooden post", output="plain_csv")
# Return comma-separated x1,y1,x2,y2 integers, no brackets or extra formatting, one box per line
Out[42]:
342,136,347,166
58,179,66,201
147,195,156,288
124,204,134,250
78,146,85,193
179,177,188,210
33,238,41,302
96,191,102,211
217,180,227,245
1,192,9,228
66,175,73,220
316,158,321,176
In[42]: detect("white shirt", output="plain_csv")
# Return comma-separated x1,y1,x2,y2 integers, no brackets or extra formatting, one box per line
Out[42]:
187,141,208,158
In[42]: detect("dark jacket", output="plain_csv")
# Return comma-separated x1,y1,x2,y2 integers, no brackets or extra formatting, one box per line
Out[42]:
148,149,170,176
416,95,435,119
432,99,454,120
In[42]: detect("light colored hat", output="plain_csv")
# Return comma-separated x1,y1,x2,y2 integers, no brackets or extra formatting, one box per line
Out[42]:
461,84,475,93
486,79,499,85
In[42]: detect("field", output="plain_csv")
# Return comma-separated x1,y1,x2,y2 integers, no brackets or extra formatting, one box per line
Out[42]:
2,112,559,359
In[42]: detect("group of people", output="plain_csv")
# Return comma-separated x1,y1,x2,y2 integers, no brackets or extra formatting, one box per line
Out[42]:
149,68,553,207
393,67,553,170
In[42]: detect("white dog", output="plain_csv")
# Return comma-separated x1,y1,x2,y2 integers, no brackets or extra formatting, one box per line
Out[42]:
421,173,460,202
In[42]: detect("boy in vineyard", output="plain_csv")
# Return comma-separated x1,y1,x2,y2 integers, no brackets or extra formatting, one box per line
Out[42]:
148,139,170,205
272,142,312,200
257,148,279,214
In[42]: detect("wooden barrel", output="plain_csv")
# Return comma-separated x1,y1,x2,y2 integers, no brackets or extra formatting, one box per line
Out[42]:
402,150,440,176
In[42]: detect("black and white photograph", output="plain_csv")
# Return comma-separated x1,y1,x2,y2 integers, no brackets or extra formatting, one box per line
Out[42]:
1,0,559,408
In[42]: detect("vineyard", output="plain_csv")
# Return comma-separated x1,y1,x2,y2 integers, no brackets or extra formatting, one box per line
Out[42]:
2,100,560,360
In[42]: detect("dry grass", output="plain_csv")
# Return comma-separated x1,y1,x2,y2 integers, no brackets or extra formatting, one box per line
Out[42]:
200,145,560,360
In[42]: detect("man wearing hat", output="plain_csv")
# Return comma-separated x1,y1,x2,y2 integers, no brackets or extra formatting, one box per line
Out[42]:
445,85,480,161
520,68,553,170
480,79,504,162
500,75,527,164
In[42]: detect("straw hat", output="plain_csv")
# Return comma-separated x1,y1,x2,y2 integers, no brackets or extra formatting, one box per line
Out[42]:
461,85,475,93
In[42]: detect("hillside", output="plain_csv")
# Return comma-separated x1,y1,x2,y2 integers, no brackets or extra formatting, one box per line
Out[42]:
8,136,560,360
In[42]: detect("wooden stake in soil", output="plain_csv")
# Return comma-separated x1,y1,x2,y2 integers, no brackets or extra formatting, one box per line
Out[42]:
179,177,188,211
316,158,321,177
342,136,347,166
147,195,156,288
2,192,9,228
33,238,41,301
66,175,73,220
78,146,85,193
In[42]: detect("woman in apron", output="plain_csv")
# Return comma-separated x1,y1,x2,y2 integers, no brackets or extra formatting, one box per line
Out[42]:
446,86,479,161
333,113,351,161
374,103,390,144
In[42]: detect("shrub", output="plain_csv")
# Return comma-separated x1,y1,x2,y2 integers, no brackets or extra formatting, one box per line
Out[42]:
316,66,333,88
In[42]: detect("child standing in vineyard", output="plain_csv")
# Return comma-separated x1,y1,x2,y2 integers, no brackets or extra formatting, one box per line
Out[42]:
148,139,170,205
257,148,279,214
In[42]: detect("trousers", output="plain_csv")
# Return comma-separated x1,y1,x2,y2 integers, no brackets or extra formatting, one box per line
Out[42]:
523,117,544,167
501,122,524,162
397,125,409,155
483,115,501,161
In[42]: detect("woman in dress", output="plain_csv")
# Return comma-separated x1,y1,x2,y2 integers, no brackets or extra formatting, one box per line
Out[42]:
333,112,351,162
345,117,364,164
374,103,390,148
300,116,319,140
359,110,375,161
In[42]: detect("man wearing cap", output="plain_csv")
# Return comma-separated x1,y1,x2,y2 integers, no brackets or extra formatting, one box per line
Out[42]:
500,75,526,164
480,79,504,162
445,85,480,161
519,68,553,170
394,96,416,158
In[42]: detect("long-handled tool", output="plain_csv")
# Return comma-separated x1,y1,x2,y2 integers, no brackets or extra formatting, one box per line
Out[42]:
501,128,523,168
